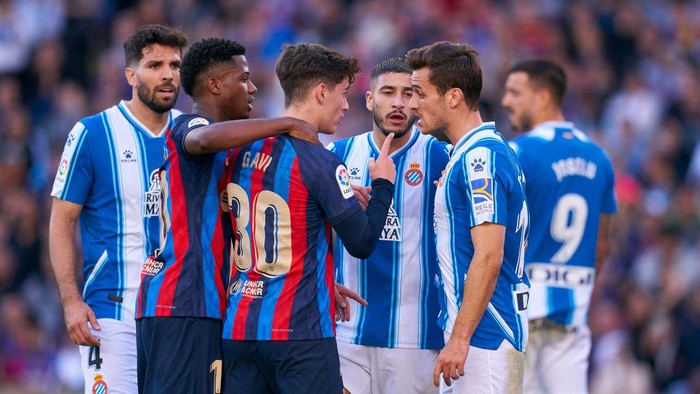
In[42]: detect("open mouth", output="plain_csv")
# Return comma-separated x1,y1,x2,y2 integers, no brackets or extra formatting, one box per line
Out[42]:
387,112,406,125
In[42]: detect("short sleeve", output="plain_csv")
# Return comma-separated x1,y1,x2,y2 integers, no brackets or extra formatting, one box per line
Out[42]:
464,146,508,227
51,122,93,204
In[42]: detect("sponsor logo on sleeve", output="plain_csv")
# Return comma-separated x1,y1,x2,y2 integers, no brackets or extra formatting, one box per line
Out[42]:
336,165,353,199
471,177,494,221
188,117,210,129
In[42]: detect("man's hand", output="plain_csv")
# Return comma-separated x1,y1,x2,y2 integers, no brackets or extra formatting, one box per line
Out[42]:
63,296,101,346
287,118,320,145
352,184,372,211
334,282,368,322
433,335,469,387
369,133,396,183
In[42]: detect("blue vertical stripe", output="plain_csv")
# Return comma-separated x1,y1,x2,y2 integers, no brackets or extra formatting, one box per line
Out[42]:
101,113,125,320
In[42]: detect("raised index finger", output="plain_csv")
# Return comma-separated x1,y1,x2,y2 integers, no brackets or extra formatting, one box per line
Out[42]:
379,132,394,157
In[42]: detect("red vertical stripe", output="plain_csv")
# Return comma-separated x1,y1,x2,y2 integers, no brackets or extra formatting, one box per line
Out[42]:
155,138,190,316
271,156,307,340
231,138,276,339
323,224,336,335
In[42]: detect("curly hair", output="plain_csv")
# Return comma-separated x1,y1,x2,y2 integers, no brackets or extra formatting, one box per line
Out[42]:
275,43,360,108
179,38,247,96
123,24,187,66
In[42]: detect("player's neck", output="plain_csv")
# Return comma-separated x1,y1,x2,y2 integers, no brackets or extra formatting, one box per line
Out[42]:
533,110,566,127
281,106,320,129
445,110,482,146
125,99,170,136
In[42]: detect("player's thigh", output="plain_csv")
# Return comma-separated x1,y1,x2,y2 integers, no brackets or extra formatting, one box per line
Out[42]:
259,338,344,394
222,339,273,394
369,347,439,394
449,341,524,394
337,340,371,394
523,328,545,394
79,318,137,394
137,317,222,394
540,326,591,394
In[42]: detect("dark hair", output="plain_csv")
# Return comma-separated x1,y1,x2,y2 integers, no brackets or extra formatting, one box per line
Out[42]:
123,24,187,66
180,38,247,96
370,56,411,81
275,43,360,107
507,59,567,106
406,41,482,111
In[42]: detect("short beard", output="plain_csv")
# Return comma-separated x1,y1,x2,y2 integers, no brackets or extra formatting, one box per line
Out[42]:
373,111,417,139
137,84,178,114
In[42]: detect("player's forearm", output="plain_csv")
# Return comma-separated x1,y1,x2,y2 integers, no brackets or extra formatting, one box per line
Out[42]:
334,179,394,258
450,253,501,341
186,117,297,155
49,211,82,305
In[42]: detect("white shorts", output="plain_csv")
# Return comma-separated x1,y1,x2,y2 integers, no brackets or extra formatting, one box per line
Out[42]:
443,332,524,394
523,320,591,394
337,340,439,394
79,318,137,394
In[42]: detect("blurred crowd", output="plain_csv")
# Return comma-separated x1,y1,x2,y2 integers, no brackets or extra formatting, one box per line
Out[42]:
1,0,699,392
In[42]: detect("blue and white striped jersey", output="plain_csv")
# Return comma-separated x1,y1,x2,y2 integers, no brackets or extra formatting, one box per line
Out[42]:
328,128,449,349
51,101,181,322
510,121,617,327
435,122,530,352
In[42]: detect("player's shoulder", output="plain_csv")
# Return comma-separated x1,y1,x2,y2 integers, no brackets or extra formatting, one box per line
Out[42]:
172,113,209,129
326,130,370,153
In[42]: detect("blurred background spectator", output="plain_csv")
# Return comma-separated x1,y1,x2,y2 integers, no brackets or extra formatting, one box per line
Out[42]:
1,0,699,392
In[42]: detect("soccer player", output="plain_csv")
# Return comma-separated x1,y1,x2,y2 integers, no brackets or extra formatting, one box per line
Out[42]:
220,43,396,394
135,38,321,394
327,56,449,393
48,25,187,394
502,59,617,394
407,42,531,393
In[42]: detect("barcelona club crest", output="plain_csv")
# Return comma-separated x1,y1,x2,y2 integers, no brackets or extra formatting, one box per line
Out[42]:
405,163,423,186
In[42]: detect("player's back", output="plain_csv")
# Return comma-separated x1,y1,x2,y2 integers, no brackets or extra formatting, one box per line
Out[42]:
510,121,617,324
223,135,362,342
137,114,230,321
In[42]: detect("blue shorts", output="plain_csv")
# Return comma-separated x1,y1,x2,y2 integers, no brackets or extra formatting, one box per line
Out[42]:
137,317,223,394
222,337,343,394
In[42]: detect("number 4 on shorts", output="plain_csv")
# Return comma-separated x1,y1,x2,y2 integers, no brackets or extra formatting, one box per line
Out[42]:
88,345,103,370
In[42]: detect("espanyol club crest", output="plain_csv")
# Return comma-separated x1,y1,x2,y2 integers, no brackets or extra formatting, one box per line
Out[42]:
92,374,108,394
404,163,423,186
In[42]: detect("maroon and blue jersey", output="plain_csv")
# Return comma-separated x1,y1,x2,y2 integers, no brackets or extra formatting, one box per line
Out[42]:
136,114,231,319
222,135,361,341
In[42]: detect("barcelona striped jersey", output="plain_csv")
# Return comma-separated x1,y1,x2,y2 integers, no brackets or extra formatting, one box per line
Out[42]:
328,128,449,349
136,114,231,319
222,135,363,341
435,122,530,351
51,101,181,322
509,121,617,327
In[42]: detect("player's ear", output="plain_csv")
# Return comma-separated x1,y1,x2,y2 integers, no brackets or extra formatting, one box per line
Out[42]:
208,77,222,95
365,90,373,112
125,67,137,87
447,87,464,109
315,83,327,104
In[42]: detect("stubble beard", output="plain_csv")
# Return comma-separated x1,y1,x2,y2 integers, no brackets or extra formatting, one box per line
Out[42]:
137,84,179,114
373,110,417,139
